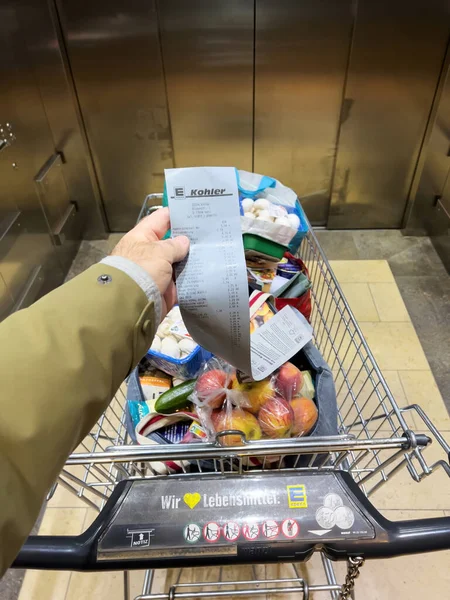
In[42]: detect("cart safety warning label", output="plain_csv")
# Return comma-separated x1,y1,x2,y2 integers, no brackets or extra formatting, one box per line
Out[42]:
97,472,375,560
166,167,313,379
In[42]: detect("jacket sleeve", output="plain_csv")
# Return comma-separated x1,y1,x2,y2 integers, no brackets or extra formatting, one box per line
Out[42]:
0,263,157,574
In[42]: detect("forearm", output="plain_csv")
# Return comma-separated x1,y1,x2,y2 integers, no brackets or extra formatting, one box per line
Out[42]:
0,263,157,573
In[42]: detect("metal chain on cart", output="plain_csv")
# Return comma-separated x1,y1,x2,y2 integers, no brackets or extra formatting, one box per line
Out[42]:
339,556,365,599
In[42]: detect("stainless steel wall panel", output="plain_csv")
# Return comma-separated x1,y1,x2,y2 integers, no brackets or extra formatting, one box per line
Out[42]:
407,64,450,233
406,55,450,272
0,1,70,311
20,0,106,239
329,0,450,228
158,0,254,171
58,0,173,230
254,0,354,224
0,272,14,320
0,6,57,290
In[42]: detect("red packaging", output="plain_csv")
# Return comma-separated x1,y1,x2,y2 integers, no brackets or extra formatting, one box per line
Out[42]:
274,253,312,322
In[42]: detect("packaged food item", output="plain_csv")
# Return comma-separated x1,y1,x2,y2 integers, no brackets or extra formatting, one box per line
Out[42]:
249,300,275,334
192,356,318,445
237,170,308,253
139,369,172,411
247,267,277,292
243,233,288,264
273,254,312,322
276,256,302,280
147,305,213,378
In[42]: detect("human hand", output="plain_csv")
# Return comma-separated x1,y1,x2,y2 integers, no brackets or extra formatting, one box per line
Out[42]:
111,208,189,319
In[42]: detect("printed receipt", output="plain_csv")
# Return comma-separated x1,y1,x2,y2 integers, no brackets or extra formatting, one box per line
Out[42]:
166,166,313,380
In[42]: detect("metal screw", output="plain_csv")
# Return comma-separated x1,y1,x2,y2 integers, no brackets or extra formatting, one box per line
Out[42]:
12,162,18,169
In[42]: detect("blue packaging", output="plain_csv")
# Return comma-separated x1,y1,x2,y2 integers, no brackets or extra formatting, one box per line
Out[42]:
146,344,213,379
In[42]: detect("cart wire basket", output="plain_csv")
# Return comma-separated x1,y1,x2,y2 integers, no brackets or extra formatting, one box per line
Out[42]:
13,194,450,600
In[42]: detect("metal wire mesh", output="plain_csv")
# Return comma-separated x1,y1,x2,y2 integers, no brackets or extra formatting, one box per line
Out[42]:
45,207,450,599
52,221,449,517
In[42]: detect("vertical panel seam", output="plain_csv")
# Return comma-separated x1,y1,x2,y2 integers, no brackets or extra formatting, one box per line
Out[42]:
328,0,359,227
251,0,257,172
155,0,177,169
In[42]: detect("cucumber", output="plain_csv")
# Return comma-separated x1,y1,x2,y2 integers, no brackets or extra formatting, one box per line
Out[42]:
155,379,197,414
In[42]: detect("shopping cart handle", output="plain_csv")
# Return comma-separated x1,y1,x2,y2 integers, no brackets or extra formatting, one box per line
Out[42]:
12,474,450,571
12,534,90,570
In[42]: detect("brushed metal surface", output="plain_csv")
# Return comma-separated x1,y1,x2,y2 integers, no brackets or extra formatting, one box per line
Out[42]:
254,0,354,224
0,272,14,320
158,0,253,171
408,55,450,272
407,64,450,234
58,0,173,230
21,0,106,239
0,1,63,309
329,0,450,228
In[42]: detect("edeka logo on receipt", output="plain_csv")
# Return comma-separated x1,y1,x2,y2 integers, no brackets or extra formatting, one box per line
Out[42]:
166,166,313,380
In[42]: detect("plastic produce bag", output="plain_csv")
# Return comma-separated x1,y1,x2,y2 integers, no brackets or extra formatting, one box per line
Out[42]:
192,356,318,446
162,169,309,254
237,170,308,253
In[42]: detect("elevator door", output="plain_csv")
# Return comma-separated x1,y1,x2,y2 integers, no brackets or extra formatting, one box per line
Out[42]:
158,0,254,171
254,0,353,224
329,0,450,228
57,0,450,230
57,0,174,231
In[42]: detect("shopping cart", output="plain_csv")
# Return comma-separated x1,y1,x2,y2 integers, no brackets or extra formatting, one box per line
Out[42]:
13,194,450,599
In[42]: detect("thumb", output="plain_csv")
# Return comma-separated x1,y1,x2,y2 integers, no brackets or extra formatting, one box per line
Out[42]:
159,236,190,264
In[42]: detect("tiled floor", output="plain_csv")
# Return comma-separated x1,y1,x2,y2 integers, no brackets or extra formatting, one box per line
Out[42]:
315,230,450,414
12,257,450,600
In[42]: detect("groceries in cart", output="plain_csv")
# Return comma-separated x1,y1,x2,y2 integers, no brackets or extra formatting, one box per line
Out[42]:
238,170,308,264
126,167,337,462
147,305,213,379
192,356,318,446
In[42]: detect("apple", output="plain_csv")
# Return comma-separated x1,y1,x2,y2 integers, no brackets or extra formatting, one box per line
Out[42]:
231,377,275,414
277,362,304,400
290,397,318,436
212,408,262,446
195,369,228,409
258,396,293,438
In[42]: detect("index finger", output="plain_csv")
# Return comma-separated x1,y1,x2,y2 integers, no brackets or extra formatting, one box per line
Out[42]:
134,207,171,241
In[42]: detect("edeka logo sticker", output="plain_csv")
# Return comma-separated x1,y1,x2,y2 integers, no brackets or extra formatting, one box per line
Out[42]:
287,485,308,508
183,492,201,509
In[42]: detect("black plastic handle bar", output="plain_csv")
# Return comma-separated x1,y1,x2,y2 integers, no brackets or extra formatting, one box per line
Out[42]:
12,472,450,572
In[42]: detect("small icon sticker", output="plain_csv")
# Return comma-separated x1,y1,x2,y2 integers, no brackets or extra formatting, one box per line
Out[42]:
287,484,308,508
334,506,355,530
281,518,299,539
323,493,343,511
242,522,260,540
223,522,240,542
203,522,221,543
128,530,153,548
184,523,201,543
262,520,279,539
315,507,336,529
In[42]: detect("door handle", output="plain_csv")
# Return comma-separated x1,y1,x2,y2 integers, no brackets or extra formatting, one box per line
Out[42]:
34,152,79,245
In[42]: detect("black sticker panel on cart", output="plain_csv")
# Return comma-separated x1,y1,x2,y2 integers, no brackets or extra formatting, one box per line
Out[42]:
97,472,375,560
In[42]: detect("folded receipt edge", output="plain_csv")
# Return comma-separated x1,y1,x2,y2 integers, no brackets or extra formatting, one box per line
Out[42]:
166,166,313,380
